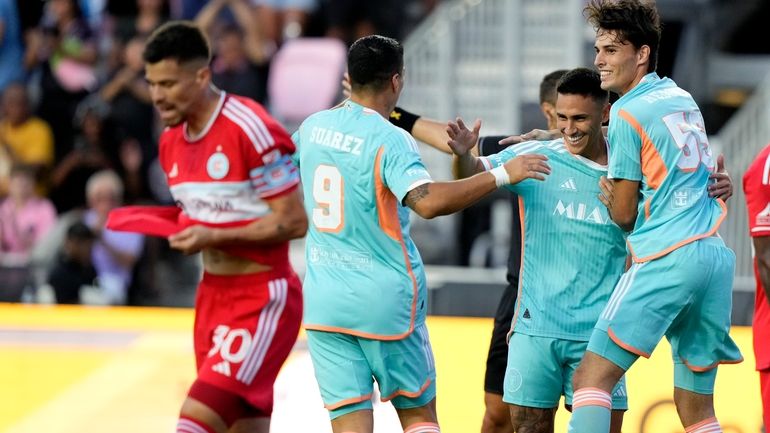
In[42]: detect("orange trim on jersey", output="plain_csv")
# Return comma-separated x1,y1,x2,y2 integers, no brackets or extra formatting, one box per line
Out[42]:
325,393,373,410
304,147,418,341
380,378,432,402
374,147,402,241
608,326,651,358
509,196,526,332
617,109,667,190
303,323,412,341
680,355,744,373
629,199,728,263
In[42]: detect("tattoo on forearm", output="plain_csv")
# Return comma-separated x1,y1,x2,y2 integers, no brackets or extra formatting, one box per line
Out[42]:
404,184,430,209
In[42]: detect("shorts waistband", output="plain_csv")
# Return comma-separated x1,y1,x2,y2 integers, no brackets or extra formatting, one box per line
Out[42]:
202,266,295,288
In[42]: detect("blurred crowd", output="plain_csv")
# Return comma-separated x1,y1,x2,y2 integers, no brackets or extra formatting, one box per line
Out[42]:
0,0,439,306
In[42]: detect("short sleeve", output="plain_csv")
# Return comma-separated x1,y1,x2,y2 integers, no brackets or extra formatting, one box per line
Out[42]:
380,129,433,203
745,152,770,238
608,113,642,181
290,129,301,168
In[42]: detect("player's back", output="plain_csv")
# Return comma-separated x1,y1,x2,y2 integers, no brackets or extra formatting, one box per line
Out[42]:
293,100,432,340
609,73,725,262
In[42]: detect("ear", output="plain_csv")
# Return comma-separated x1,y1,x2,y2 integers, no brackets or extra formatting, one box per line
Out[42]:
637,45,651,67
195,65,211,88
391,73,400,92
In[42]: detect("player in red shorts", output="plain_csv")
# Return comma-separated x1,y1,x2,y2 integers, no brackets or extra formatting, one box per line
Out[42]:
743,142,770,431
143,22,307,433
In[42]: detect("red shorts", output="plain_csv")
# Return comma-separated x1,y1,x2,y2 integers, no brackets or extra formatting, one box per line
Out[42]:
193,268,302,415
761,369,770,430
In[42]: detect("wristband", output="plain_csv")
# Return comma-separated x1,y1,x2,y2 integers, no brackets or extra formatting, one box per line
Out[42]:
389,106,420,133
489,166,510,187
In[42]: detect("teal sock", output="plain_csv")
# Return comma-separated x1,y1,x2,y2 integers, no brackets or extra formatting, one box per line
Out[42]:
567,388,612,433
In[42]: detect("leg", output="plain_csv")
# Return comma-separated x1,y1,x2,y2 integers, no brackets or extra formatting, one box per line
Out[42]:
482,392,514,433
568,352,627,433
482,283,517,433
508,404,555,433
331,409,374,433
609,410,625,433
178,397,228,433
762,370,770,431
397,398,440,432
229,417,270,433
673,388,716,428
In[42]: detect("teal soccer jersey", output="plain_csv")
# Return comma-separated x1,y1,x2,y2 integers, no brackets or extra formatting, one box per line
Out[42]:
292,100,433,340
608,73,725,262
480,139,627,341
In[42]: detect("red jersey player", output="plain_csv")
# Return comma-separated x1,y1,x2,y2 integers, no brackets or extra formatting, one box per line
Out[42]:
143,22,307,433
744,142,770,431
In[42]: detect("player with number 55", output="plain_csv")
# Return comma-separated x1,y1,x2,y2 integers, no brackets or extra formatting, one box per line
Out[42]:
291,35,550,433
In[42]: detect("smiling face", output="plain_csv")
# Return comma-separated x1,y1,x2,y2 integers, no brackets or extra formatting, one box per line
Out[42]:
556,92,608,160
145,58,208,127
593,29,648,96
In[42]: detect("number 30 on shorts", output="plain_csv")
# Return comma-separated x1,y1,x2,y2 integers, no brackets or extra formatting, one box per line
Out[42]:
312,165,344,232
208,325,252,363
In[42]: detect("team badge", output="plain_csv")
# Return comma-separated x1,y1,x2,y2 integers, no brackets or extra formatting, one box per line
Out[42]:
207,146,230,180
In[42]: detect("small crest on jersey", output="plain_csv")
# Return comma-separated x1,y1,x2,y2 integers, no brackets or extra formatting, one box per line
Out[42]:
207,146,229,180
757,203,770,225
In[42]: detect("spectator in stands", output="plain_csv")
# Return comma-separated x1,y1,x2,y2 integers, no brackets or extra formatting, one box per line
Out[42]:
0,164,57,301
0,0,25,92
110,0,168,44
83,169,144,305
30,0,97,162
48,220,97,304
49,98,113,212
100,36,157,178
0,83,55,194
324,1,407,45
252,0,318,48
196,0,271,104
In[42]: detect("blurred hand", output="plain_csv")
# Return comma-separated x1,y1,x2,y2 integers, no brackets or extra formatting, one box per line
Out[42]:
446,117,480,156
168,225,215,255
708,153,732,201
502,154,550,184
498,128,560,146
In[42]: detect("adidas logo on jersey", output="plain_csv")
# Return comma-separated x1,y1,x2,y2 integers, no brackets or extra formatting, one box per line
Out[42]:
758,203,770,225
212,360,232,377
559,178,577,191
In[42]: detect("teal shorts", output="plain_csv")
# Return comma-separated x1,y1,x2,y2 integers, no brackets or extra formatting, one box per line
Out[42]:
588,237,743,393
503,332,628,410
306,323,436,420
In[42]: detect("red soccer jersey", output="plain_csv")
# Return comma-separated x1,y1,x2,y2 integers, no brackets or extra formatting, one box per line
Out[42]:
744,142,770,370
158,92,299,267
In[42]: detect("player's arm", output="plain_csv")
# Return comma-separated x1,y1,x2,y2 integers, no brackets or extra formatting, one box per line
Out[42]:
708,154,733,201
168,188,307,254
405,154,549,219
754,236,770,301
598,176,639,232
447,117,485,178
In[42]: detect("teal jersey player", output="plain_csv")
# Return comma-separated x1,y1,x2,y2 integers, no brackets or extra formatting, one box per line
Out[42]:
292,100,432,339
608,73,726,262
480,138,627,341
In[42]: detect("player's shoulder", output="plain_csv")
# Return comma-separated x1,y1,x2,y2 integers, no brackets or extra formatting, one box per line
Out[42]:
510,138,565,156
745,143,770,185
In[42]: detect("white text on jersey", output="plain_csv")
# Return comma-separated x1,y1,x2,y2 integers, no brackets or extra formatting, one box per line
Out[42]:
553,200,609,225
309,127,363,155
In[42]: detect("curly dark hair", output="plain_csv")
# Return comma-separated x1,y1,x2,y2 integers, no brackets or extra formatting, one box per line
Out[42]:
584,0,661,73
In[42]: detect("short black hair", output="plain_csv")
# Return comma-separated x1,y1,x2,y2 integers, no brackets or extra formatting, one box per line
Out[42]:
556,67,609,104
584,0,661,73
539,69,569,105
66,221,95,241
142,21,211,65
347,35,403,92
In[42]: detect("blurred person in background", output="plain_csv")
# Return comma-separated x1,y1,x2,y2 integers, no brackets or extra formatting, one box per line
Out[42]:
83,169,143,305
742,142,770,431
252,0,317,49
0,164,57,301
0,83,55,195
0,0,24,92
47,220,97,304
196,0,270,104
28,0,97,162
